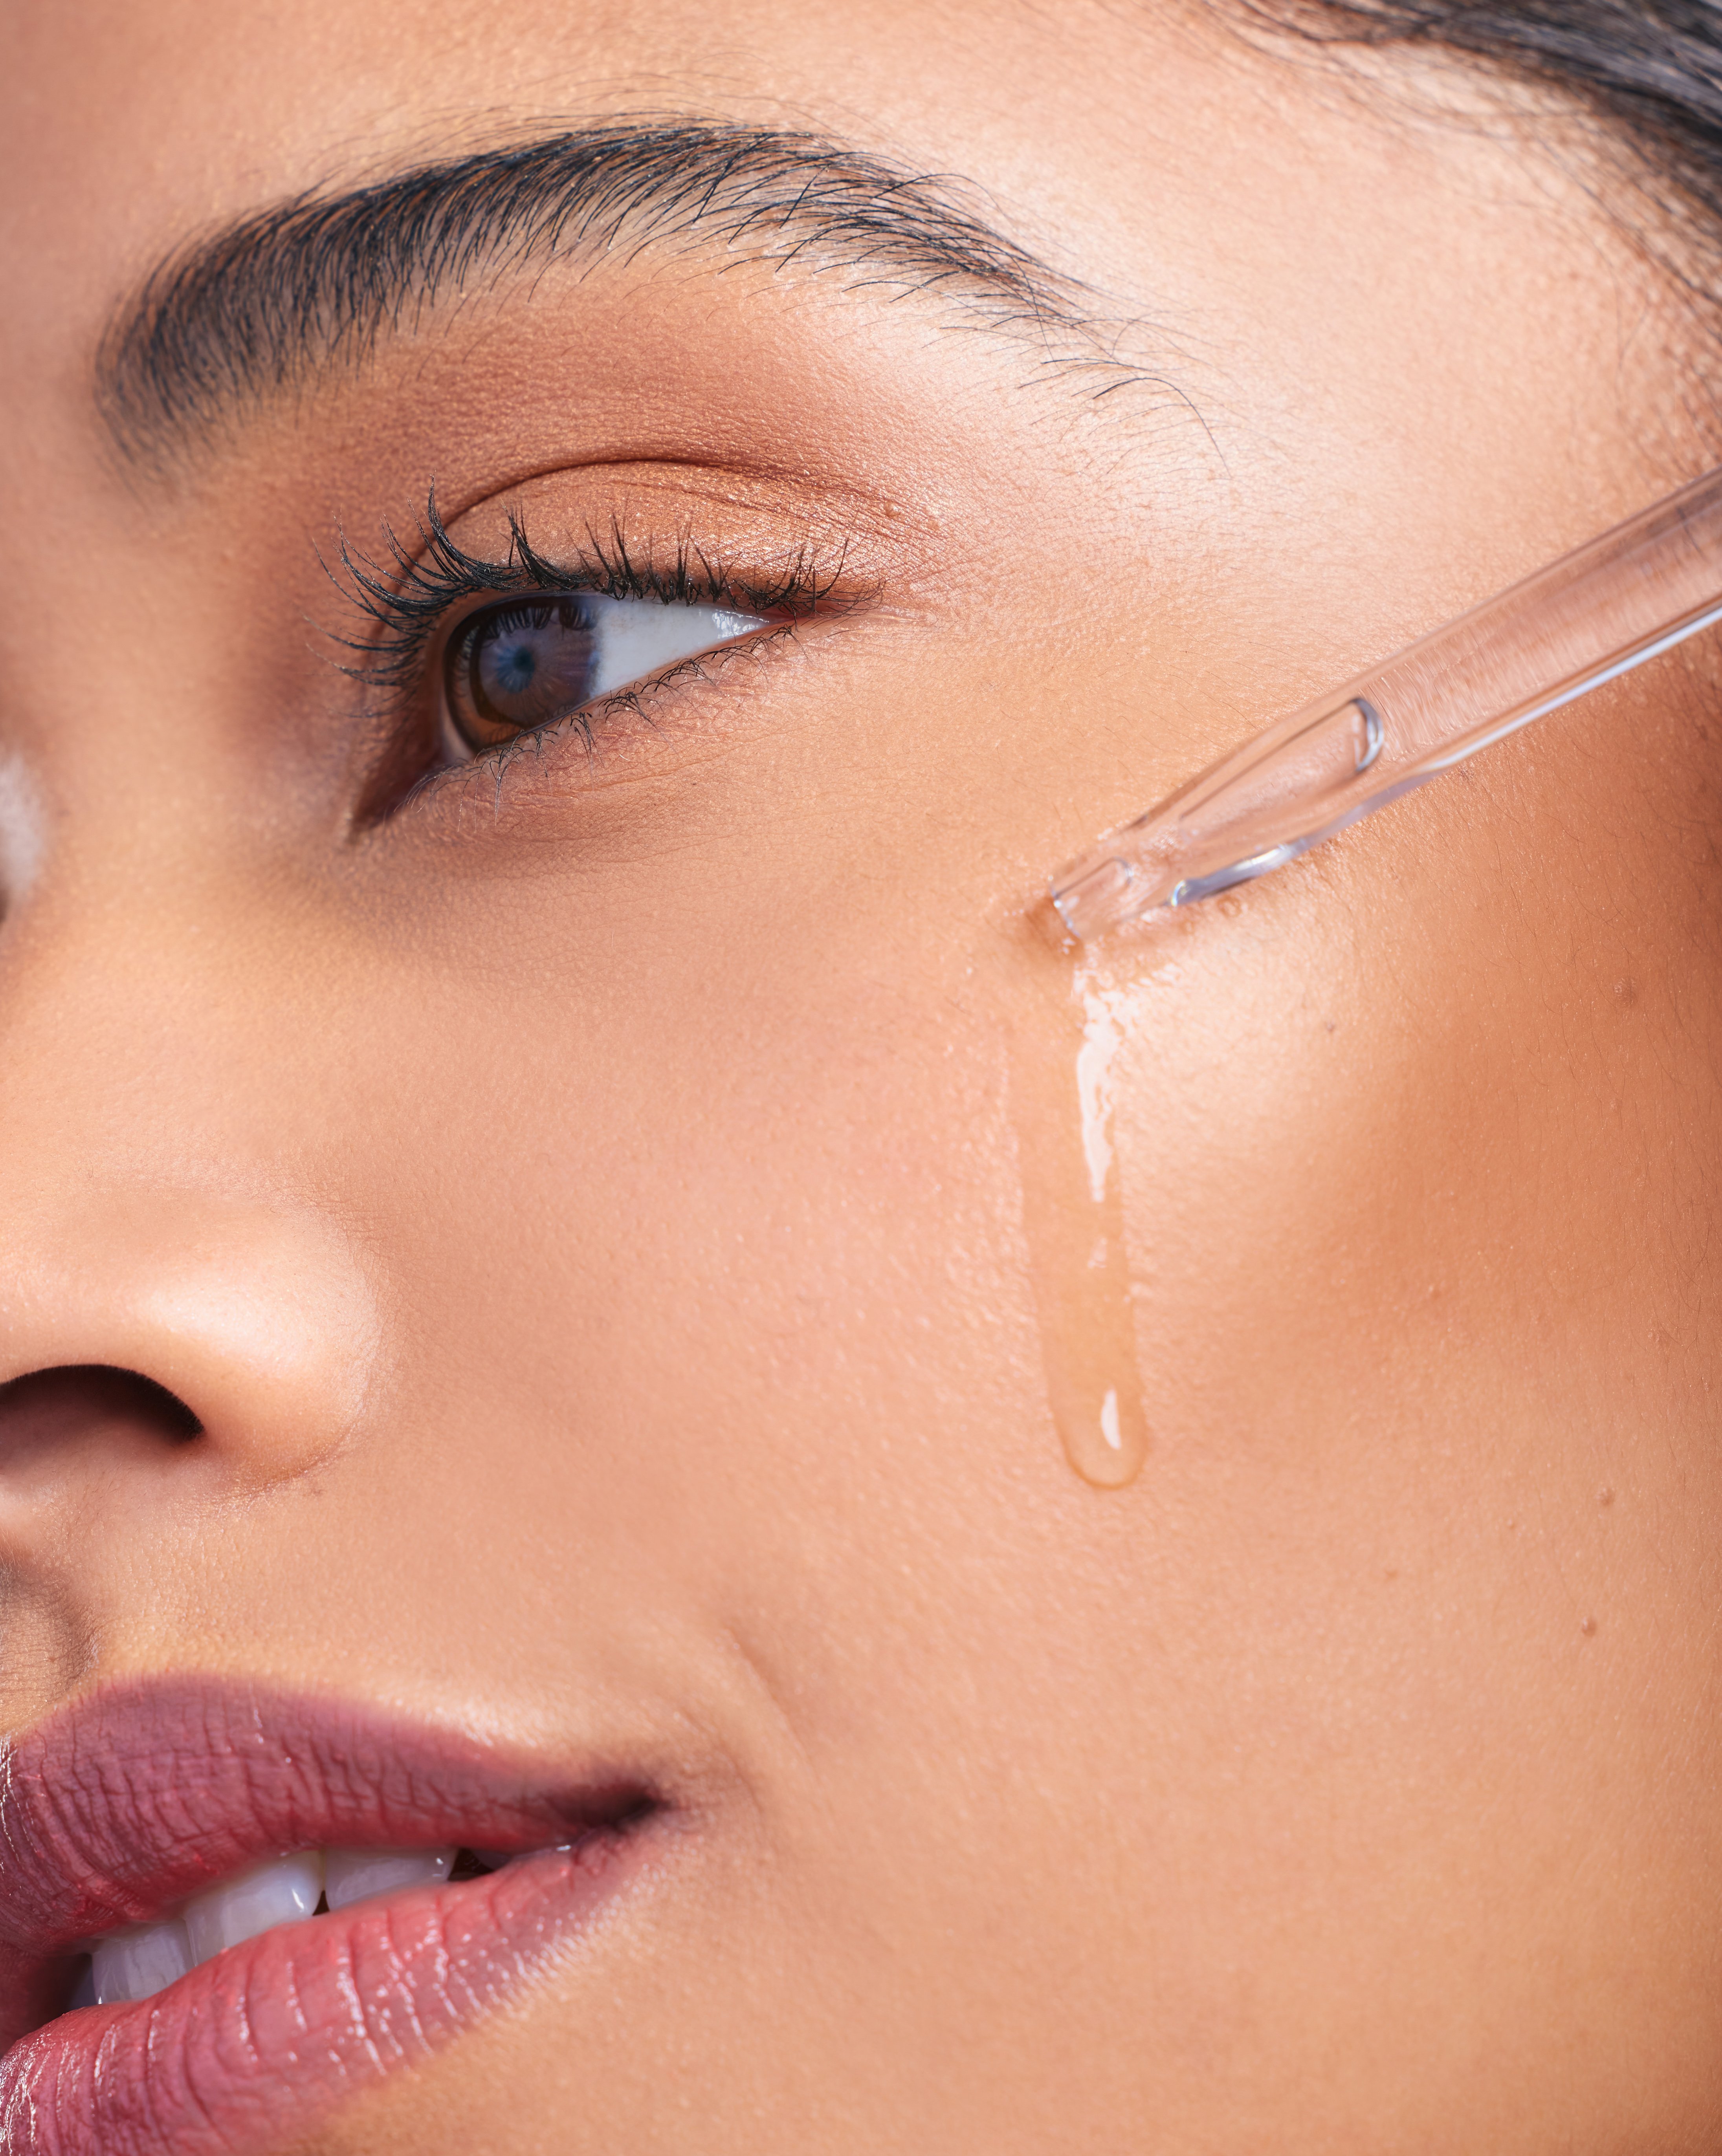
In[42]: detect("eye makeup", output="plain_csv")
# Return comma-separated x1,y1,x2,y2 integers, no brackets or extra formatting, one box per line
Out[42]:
335,494,838,804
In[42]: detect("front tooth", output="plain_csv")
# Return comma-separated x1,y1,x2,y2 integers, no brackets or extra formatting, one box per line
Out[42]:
323,1847,456,1910
183,1851,324,1967
92,1920,193,2004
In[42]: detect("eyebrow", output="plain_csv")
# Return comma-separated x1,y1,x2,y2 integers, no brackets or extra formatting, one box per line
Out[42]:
99,119,1115,462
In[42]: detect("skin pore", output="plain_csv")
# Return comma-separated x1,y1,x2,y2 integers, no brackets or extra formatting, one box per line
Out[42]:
2,0,1721,2149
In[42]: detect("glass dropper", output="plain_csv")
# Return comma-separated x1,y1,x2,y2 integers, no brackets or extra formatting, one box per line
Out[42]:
1050,465,1722,942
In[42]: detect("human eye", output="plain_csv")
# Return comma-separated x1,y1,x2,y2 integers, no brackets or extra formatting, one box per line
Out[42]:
334,494,834,811
437,590,768,764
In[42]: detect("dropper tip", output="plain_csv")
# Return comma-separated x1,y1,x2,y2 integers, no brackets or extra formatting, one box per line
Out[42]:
1027,889,1079,953
1048,855,1137,942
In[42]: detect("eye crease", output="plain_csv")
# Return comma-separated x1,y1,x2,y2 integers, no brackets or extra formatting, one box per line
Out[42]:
439,592,770,763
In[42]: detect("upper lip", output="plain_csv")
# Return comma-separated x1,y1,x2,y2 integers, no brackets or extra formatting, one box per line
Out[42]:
0,1677,661,2047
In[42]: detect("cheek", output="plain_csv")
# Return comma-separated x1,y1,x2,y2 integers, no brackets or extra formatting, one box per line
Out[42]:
324,922,1051,1569
1107,681,1722,1488
1098,671,1722,1872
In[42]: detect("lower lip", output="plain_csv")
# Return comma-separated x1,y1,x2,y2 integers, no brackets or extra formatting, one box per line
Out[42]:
0,1838,653,2156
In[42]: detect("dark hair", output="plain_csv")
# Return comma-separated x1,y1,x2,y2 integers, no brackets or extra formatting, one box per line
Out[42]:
1257,3,1722,251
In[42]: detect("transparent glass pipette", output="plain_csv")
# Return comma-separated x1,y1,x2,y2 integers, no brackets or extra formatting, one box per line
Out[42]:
1050,465,1722,942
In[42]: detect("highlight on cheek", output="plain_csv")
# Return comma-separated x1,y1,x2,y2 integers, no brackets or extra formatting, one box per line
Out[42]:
1010,940,1154,1490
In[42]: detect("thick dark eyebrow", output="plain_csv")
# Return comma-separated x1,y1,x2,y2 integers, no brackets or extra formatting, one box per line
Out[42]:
99,119,1120,463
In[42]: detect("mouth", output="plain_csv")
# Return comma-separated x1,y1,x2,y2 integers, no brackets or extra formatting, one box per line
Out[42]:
0,1679,675,2156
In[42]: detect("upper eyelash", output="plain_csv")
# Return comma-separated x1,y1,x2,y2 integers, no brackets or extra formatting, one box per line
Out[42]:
330,491,844,702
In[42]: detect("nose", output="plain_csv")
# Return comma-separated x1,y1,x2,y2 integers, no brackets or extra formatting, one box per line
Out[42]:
0,877,381,1494
0,1185,379,1484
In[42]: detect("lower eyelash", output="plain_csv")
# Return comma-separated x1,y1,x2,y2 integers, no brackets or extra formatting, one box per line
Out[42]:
399,621,801,815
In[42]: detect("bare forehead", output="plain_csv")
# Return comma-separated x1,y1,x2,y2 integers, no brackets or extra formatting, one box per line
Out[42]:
0,0,1658,515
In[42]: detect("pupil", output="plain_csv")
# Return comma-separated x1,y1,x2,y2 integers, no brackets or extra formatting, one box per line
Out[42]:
489,638,540,699
464,600,599,734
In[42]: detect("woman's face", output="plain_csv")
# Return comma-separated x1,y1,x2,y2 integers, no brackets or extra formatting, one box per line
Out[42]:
2,3,1720,2149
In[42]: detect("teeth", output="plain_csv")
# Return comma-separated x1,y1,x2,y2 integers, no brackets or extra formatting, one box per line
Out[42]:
92,1920,193,2005
77,1842,524,2007
183,1851,324,1966
324,1846,455,1910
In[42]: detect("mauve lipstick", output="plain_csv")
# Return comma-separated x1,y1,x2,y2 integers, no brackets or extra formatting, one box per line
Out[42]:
0,1681,673,2155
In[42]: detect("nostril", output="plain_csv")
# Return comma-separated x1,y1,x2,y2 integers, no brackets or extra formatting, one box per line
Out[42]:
0,1365,204,1446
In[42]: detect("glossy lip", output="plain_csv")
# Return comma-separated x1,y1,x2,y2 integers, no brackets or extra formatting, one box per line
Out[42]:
0,1678,677,2156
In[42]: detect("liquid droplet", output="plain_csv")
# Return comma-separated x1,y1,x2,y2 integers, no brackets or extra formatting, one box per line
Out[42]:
1011,931,1152,1489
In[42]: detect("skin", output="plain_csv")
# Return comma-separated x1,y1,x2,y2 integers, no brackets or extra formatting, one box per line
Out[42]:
2,0,1720,2149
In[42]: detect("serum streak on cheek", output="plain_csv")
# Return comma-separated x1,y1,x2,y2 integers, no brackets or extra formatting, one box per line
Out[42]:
1009,930,1153,1488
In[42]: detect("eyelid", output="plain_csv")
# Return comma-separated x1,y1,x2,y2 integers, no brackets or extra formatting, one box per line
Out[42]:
339,496,842,694
335,497,845,818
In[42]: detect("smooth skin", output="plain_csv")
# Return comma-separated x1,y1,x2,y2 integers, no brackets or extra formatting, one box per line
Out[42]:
2,2,1720,2149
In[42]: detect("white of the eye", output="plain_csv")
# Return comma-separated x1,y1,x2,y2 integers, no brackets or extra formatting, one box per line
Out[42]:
438,595,769,768
583,597,767,700
0,751,46,900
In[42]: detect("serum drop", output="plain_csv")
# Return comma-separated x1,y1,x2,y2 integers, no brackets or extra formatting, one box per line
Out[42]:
1012,941,1152,1488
